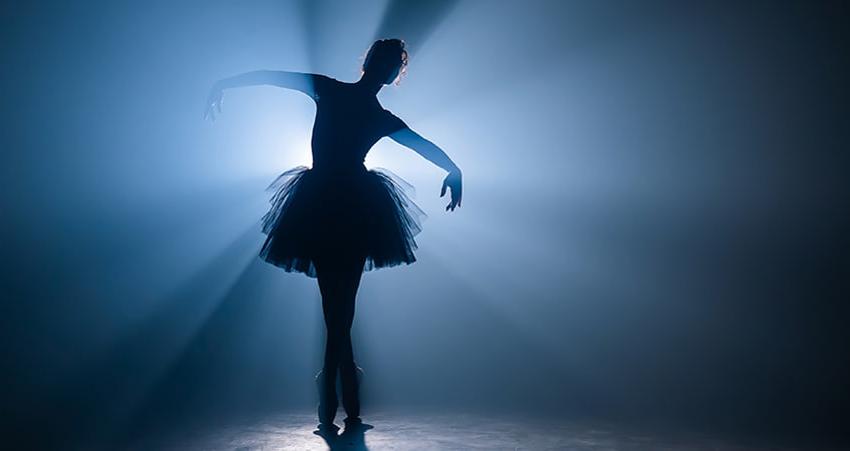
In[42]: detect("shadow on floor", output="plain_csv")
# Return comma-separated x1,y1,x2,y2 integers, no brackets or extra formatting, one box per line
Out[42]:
314,422,374,450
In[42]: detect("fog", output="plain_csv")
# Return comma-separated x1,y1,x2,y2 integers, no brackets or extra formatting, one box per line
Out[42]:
2,1,848,448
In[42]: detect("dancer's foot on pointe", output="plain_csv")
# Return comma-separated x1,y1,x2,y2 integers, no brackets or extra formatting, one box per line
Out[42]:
314,422,340,437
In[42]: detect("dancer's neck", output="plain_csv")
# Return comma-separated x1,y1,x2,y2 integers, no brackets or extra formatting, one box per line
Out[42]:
355,73,384,95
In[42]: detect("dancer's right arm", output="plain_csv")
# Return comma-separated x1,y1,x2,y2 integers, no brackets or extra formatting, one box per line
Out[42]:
205,71,323,120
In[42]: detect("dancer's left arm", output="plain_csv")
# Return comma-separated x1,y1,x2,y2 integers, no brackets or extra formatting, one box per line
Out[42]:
390,127,463,211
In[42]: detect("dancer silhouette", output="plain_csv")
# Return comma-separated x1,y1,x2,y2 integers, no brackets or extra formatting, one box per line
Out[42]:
205,39,462,433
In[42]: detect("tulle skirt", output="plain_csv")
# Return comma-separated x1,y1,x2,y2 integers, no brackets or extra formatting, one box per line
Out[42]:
259,165,425,277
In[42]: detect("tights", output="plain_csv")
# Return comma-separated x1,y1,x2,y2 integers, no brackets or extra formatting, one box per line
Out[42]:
315,255,366,425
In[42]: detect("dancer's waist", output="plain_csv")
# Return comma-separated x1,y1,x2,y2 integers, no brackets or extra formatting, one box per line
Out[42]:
310,162,368,175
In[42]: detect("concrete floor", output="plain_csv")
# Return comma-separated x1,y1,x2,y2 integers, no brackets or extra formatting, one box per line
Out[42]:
129,411,828,450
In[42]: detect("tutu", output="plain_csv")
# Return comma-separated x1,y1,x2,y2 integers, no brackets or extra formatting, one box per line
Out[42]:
259,165,425,277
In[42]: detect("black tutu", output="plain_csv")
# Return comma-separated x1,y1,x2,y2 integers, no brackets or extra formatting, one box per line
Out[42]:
259,165,425,277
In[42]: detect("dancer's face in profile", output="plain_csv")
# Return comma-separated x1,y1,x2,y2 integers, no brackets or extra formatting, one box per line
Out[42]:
382,64,402,85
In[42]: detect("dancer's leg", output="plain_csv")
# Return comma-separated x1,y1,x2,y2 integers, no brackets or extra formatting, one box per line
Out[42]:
315,255,365,425
316,261,343,425
336,256,366,422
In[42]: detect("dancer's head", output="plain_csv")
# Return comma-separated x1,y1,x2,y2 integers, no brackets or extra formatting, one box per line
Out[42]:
362,39,408,85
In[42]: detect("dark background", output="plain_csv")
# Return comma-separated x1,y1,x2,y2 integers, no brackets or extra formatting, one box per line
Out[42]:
2,1,849,448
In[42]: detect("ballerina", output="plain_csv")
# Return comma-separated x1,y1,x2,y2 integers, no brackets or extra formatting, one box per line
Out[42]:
205,38,462,433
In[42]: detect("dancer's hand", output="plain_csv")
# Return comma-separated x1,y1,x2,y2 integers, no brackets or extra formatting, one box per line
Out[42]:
204,83,224,121
440,170,463,211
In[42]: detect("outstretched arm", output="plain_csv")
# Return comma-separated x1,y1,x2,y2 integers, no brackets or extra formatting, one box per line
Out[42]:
390,127,463,211
205,71,320,120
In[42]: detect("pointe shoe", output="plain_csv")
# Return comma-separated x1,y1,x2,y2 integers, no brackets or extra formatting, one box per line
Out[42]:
315,368,339,425
314,422,340,440
339,364,364,419
316,422,340,434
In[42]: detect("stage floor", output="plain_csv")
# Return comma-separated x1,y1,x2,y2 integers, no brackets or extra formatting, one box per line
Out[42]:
130,410,825,450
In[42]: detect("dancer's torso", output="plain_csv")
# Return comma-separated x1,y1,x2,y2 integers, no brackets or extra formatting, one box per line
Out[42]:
310,77,405,173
